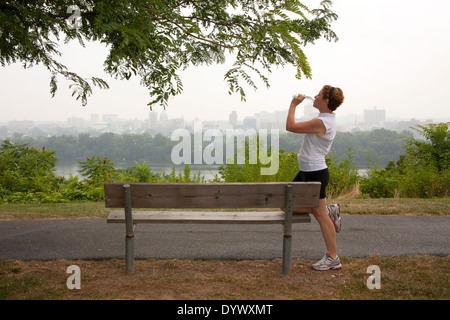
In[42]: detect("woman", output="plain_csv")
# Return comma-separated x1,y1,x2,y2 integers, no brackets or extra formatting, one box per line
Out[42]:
286,85,344,271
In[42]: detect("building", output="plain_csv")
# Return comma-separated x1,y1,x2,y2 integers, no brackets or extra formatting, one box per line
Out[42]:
243,117,257,130
229,111,237,126
149,111,158,129
364,107,386,124
67,117,84,128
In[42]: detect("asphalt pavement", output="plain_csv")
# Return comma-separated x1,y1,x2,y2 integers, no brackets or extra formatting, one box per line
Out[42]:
0,215,449,261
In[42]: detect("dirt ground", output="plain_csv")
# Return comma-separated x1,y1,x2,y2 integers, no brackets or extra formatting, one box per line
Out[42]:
2,255,449,300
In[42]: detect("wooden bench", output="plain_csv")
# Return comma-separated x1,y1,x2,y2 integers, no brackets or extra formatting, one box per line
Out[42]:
105,182,321,275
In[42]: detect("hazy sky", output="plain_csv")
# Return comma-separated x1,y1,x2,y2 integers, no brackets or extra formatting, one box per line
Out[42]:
1,0,450,123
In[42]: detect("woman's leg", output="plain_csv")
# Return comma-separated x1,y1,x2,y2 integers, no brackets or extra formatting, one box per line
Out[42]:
310,198,337,259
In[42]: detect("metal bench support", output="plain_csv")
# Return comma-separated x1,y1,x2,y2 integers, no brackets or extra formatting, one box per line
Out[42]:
123,184,134,275
282,184,293,275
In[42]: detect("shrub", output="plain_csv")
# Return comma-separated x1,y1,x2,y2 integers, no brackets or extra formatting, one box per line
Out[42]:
360,167,399,198
78,156,117,185
0,141,59,195
326,148,360,198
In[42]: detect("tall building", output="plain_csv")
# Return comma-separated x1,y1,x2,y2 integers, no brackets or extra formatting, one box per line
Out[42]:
229,111,237,126
149,111,158,129
160,111,168,121
364,107,386,124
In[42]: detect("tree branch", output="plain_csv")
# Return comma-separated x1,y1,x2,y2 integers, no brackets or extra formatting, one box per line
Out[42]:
169,19,236,49
0,4,98,20
49,11,99,20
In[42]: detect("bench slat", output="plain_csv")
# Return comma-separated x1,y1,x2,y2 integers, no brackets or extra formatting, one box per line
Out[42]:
107,210,311,224
104,182,321,209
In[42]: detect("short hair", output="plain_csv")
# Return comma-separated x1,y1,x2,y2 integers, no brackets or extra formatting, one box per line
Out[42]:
322,85,344,111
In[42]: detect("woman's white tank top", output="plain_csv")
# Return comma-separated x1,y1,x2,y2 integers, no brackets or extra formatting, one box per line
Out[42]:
297,113,336,172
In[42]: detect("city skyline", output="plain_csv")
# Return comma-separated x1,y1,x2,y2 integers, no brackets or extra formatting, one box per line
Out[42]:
2,104,441,140
3,99,447,125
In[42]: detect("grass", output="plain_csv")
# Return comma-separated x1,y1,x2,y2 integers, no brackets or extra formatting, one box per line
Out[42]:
0,256,448,300
0,202,110,220
0,198,448,220
0,198,448,300
334,198,449,215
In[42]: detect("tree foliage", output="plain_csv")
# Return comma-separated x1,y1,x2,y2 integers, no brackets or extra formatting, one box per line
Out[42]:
402,123,449,173
360,123,449,198
9,127,410,167
78,155,117,184
0,141,58,194
0,0,338,107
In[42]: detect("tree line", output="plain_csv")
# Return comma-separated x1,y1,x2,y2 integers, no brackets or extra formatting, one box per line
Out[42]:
8,128,411,168
0,123,448,203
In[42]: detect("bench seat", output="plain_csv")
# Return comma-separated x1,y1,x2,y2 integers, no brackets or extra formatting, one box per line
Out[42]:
107,210,311,224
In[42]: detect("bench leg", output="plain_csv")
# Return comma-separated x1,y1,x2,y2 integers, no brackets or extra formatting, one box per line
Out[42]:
282,235,292,275
125,233,134,274
124,184,134,274
282,185,294,275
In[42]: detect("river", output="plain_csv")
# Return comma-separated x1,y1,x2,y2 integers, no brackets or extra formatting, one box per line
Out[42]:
55,159,367,181
55,160,221,181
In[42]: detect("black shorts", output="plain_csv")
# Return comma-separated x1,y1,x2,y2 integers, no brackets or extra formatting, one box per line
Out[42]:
293,168,329,199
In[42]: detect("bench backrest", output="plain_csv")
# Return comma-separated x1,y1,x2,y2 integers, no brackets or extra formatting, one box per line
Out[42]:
104,182,321,209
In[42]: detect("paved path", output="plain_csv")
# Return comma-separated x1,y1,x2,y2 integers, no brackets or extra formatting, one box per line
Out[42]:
0,215,449,261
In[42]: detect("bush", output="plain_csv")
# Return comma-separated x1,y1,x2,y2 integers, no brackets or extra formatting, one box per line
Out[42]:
0,191,66,204
326,147,360,198
60,175,105,202
0,141,59,196
360,123,449,198
218,148,298,183
398,166,449,198
360,167,399,198
78,156,117,185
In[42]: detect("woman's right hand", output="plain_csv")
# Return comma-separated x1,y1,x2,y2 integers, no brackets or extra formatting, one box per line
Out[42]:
291,94,306,107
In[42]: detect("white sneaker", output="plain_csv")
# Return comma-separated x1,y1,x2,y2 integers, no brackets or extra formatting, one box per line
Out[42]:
312,252,342,271
327,204,341,233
